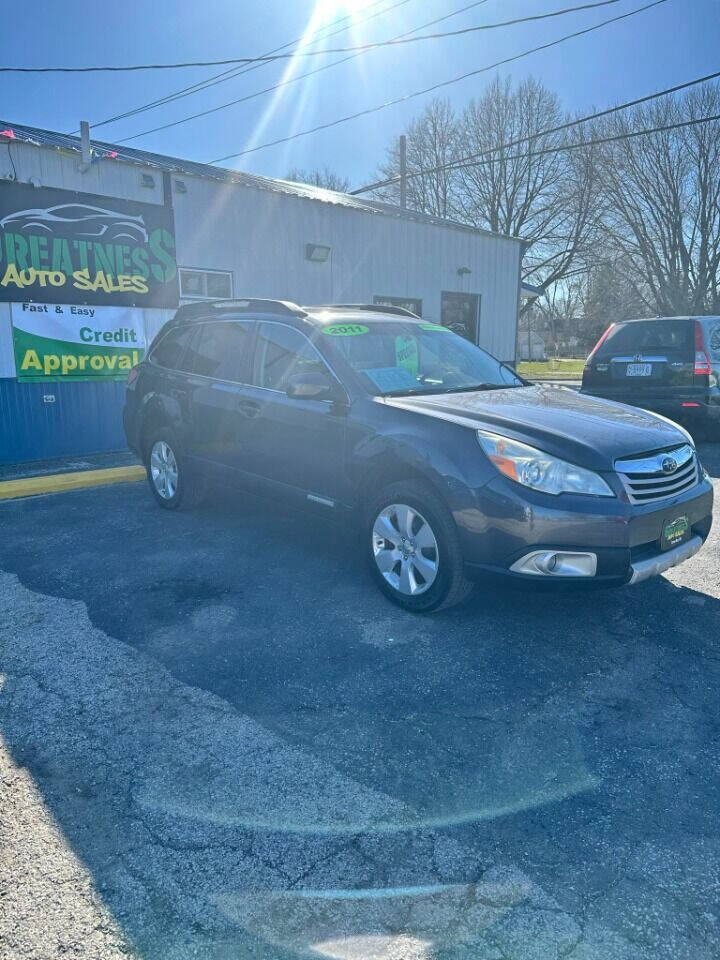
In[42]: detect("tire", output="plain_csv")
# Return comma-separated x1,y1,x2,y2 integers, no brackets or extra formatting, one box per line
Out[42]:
366,480,474,612
144,427,206,510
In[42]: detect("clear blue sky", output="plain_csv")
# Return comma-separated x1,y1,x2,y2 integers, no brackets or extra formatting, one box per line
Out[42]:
4,0,718,188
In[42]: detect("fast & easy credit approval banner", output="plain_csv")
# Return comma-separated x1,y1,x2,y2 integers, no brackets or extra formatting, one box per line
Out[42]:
11,302,145,381
0,181,178,308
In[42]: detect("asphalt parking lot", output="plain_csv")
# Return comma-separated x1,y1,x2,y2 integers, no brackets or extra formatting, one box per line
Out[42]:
1,444,719,960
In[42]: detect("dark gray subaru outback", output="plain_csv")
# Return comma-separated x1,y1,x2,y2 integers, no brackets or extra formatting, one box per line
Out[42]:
124,300,713,611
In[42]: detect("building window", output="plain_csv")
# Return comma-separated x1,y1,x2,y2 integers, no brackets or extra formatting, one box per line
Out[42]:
373,295,422,317
440,292,480,343
179,268,233,301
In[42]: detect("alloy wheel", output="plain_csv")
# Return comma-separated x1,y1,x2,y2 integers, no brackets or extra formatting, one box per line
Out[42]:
372,502,439,596
150,440,179,500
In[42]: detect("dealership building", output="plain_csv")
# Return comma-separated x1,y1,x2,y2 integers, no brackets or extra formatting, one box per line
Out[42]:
0,121,524,464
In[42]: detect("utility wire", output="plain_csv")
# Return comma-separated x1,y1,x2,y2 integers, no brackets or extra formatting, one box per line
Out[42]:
2,1,622,73
352,68,720,194
424,113,720,171
115,0,493,145
208,0,667,164
86,0,413,131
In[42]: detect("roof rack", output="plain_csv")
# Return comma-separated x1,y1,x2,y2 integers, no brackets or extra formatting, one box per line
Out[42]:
305,303,420,319
173,298,307,322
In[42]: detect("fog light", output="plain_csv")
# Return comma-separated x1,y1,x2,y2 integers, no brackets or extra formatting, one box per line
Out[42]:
510,550,597,577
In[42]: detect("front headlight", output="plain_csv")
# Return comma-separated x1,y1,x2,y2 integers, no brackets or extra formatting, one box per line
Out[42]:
476,430,614,497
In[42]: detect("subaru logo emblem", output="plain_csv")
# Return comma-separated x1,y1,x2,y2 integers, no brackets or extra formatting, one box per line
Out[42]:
661,456,678,474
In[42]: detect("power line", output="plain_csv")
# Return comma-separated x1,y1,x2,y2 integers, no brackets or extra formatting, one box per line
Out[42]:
208,0,668,164
438,113,720,169
87,0,413,132
352,68,720,194
1,1,622,73
115,0,493,145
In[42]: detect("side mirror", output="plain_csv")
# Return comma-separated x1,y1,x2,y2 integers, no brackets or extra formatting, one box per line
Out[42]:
286,370,336,401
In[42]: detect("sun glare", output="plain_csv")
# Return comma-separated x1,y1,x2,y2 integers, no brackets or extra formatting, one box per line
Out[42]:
242,0,376,155
316,0,375,21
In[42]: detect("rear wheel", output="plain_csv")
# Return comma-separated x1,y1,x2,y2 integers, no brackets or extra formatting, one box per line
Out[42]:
366,480,474,612
145,428,205,510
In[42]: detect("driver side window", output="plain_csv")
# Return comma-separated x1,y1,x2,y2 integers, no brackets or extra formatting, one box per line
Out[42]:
252,323,328,391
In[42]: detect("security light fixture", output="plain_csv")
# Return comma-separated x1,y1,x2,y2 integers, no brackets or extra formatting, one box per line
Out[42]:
457,266,472,276
174,179,187,194
306,243,331,263
141,173,155,188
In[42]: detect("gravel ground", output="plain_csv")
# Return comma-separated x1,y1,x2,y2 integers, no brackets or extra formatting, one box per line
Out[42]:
1,443,719,960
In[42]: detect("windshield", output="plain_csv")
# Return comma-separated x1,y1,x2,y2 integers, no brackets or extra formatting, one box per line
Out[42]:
320,320,523,395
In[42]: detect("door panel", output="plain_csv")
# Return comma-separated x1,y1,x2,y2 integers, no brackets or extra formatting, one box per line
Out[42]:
245,323,347,502
182,320,256,474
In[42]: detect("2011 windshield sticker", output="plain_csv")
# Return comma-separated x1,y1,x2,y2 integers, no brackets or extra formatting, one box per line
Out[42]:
322,323,369,336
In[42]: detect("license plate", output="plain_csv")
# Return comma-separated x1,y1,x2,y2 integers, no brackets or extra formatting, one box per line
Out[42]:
662,515,690,551
626,363,652,377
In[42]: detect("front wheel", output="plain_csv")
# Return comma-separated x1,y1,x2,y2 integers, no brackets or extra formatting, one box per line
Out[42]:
366,480,474,612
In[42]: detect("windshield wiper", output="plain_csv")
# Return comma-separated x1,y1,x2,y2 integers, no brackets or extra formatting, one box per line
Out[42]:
381,387,446,397
382,382,519,397
436,383,513,393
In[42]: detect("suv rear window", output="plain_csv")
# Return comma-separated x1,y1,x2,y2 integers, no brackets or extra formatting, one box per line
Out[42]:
597,319,694,359
150,326,196,370
185,321,252,381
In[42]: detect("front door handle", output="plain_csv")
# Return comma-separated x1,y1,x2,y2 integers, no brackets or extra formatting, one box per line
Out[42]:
236,398,261,419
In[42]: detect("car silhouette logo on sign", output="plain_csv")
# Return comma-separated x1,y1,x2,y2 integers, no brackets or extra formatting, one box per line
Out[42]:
0,203,148,243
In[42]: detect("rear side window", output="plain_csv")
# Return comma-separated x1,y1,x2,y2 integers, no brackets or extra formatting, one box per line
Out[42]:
252,323,328,391
185,321,252,381
597,320,694,359
150,326,196,370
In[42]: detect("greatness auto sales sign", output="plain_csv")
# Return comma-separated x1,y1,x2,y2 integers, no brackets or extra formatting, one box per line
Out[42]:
0,181,178,307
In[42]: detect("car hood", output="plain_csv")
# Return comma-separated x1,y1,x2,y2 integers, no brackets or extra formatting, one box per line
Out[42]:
381,384,690,470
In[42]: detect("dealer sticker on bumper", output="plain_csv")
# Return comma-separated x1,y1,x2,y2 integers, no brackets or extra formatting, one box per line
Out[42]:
662,515,690,550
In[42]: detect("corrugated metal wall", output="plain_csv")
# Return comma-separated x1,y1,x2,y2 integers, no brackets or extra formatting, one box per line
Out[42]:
173,177,522,362
0,379,128,462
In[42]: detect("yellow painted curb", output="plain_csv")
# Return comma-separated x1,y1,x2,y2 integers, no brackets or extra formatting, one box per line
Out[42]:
0,465,146,501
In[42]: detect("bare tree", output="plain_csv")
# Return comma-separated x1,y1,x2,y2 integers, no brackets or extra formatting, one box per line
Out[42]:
456,77,599,306
285,166,350,192
598,84,720,314
579,254,647,336
371,99,461,218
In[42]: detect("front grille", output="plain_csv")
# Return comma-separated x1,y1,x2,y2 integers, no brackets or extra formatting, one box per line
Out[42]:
615,444,698,504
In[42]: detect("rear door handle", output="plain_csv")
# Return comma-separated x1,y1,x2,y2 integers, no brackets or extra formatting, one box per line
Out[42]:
236,398,261,418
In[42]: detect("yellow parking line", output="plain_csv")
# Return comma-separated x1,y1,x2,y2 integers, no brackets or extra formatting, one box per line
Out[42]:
0,465,146,501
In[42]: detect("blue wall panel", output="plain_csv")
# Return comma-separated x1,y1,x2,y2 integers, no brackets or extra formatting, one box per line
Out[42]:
0,379,128,463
